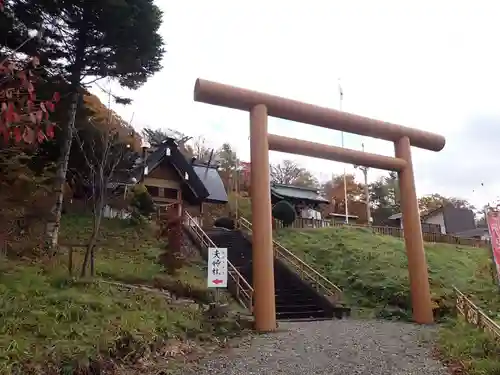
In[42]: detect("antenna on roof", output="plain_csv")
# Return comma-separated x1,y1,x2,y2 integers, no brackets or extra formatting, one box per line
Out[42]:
179,135,192,145
205,148,214,177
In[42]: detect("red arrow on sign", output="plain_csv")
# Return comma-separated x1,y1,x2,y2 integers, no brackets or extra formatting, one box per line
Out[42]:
212,279,224,285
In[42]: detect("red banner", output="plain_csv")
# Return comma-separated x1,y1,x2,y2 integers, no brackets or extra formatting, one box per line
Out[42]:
240,161,251,172
486,211,500,284
239,161,251,184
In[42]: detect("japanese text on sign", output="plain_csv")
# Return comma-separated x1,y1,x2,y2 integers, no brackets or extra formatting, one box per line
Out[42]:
207,247,228,288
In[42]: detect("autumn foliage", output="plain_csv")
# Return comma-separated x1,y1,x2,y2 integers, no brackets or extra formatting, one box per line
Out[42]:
157,203,185,275
82,93,141,152
0,56,59,145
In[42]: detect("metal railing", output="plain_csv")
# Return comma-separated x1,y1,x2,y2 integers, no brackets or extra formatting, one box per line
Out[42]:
454,287,500,339
184,212,254,312
238,216,343,303
273,217,489,248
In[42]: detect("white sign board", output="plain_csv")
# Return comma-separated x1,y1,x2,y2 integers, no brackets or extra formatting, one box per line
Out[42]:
207,247,228,288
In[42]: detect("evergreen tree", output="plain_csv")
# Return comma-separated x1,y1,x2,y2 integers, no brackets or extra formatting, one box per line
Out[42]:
1,0,165,248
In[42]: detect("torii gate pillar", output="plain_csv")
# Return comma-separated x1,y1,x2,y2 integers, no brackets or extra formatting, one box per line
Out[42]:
249,104,277,332
194,78,444,331
395,136,433,323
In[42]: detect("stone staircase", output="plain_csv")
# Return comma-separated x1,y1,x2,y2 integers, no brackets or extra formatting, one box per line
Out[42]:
184,213,350,321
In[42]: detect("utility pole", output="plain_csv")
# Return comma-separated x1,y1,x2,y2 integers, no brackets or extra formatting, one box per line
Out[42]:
235,158,240,225
339,79,348,224
354,143,371,225
472,182,487,226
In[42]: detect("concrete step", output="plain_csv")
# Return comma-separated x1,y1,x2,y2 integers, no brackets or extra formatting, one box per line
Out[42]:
201,228,348,323
276,309,332,320
275,304,320,312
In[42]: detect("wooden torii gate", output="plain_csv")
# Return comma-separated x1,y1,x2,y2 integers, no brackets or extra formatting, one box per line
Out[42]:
194,78,446,332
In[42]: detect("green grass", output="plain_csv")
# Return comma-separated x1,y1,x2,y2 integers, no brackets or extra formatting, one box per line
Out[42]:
60,214,162,282
0,215,243,374
275,226,500,320
275,226,500,374
58,214,232,300
438,319,500,375
228,193,252,220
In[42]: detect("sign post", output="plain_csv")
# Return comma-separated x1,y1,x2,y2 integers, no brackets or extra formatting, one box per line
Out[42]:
486,211,500,288
207,247,228,303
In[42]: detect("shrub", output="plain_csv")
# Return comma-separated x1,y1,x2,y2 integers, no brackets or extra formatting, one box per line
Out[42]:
0,148,54,257
214,216,235,230
157,204,185,275
129,184,155,224
272,200,296,226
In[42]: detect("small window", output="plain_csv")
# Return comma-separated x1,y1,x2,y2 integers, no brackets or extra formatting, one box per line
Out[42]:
144,166,149,175
166,147,171,156
145,185,159,196
184,172,189,180
164,188,178,199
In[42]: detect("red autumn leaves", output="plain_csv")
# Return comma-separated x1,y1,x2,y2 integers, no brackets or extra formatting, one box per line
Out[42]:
0,56,60,144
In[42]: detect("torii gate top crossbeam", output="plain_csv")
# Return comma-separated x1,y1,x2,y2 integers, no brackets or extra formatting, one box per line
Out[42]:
194,79,445,152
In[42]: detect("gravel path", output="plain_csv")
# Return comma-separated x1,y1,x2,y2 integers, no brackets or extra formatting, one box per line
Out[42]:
185,320,448,375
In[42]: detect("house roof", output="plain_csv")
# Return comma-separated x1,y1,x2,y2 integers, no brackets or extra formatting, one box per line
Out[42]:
131,139,209,202
271,183,329,204
325,213,359,219
388,213,403,220
421,206,445,220
422,205,476,234
389,210,438,220
454,227,490,238
192,164,228,204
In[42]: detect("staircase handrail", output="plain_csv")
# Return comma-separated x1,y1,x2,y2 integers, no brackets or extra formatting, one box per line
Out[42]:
184,212,254,311
238,216,343,302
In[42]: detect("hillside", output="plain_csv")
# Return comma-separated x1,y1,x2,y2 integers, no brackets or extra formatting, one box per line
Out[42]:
0,215,244,375
275,226,499,319
275,226,500,374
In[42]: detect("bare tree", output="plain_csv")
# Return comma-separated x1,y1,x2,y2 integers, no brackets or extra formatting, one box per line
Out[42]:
140,128,213,161
189,135,212,162
74,123,134,277
217,143,238,170
141,127,190,147
270,160,301,185
270,159,318,188
214,143,239,188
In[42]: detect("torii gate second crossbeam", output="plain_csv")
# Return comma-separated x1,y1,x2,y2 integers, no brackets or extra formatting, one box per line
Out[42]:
194,78,446,332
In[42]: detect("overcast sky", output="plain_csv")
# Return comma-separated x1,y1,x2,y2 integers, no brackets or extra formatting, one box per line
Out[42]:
93,0,500,209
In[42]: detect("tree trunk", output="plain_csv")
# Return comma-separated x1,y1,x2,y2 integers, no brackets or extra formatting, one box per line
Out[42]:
45,93,78,250
81,232,97,278
45,19,88,250
81,202,103,277
81,242,96,277
90,244,95,277
68,245,73,276
363,169,371,225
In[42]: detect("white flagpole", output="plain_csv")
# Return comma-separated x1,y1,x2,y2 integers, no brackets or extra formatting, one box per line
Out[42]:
339,79,349,224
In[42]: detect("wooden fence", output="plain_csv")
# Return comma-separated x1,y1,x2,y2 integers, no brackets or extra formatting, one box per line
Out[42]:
454,287,500,341
273,217,490,248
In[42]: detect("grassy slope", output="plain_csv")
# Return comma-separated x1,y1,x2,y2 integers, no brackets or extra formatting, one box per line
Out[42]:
0,215,241,374
275,226,499,318
275,226,500,375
